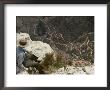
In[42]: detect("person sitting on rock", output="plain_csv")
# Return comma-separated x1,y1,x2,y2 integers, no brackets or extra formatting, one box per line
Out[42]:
16,46,27,74
16,33,49,74
16,39,32,74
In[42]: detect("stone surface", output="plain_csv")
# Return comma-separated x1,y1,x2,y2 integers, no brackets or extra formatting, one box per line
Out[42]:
17,32,32,47
24,41,54,62
83,65,94,74
17,33,54,62
53,65,94,75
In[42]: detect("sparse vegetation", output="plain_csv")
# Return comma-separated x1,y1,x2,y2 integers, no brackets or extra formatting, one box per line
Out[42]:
54,53,66,68
41,53,54,71
70,32,94,63
40,53,66,73
16,16,94,74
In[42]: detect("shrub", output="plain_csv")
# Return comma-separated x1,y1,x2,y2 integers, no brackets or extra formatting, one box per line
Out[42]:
42,53,54,70
70,32,94,64
54,53,66,68
41,53,66,73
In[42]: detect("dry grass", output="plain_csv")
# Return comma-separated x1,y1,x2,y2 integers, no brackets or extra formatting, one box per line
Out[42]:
41,53,66,73
22,32,94,74
40,32,94,73
70,32,94,64
54,53,66,68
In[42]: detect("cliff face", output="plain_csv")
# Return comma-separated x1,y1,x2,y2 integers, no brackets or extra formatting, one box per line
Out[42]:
16,16,94,63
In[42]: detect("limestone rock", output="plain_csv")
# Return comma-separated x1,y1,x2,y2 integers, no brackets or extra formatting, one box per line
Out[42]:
53,65,94,75
16,32,32,47
65,66,85,74
24,41,54,62
53,67,66,74
83,65,94,74
17,33,54,62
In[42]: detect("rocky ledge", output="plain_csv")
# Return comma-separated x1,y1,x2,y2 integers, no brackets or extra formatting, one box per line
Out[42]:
53,65,94,75
17,33,94,75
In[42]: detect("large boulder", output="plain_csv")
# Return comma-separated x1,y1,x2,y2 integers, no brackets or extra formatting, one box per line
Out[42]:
17,33,54,62
25,41,54,62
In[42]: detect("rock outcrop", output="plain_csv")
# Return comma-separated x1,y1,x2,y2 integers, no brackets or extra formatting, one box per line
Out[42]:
25,41,54,62
16,16,94,75
17,33,32,47
53,65,94,74
16,16,94,65
17,33,54,62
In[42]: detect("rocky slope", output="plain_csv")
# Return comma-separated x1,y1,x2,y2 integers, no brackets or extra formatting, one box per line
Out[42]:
16,16,94,63
53,65,94,74
17,33,94,75
16,16,94,74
